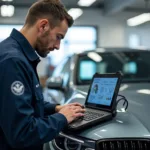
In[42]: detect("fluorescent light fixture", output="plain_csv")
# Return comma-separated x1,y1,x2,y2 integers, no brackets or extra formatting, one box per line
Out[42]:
2,0,13,1
68,8,83,20
127,13,150,26
1,5,15,17
88,52,102,62
78,0,96,7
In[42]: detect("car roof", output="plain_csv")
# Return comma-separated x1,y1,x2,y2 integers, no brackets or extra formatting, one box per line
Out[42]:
73,47,150,56
64,48,150,59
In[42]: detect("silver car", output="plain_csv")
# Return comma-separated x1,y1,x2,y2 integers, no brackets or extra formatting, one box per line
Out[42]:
44,48,150,150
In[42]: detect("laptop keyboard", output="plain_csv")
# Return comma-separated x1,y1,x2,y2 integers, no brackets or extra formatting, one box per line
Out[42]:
83,111,104,121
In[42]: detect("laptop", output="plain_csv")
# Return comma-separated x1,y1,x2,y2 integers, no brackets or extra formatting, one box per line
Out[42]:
68,72,123,131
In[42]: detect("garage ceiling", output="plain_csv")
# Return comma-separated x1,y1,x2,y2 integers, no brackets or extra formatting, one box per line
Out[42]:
0,0,104,8
0,0,150,14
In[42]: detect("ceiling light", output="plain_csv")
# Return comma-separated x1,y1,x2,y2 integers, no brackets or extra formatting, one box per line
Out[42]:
88,52,102,62
2,0,13,1
68,8,83,20
78,0,96,7
127,13,150,26
1,5,15,17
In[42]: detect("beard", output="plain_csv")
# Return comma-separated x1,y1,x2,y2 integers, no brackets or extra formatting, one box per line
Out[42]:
35,31,50,58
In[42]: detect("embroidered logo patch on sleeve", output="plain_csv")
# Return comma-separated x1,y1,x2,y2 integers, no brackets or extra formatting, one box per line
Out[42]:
11,81,25,96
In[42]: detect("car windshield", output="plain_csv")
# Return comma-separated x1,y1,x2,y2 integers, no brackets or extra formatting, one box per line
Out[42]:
77,51,150,84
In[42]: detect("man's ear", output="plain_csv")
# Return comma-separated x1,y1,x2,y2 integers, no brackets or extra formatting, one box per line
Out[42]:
38,19,50,33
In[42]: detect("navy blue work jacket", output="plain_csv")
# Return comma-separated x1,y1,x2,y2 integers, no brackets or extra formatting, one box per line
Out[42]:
0,29,67,150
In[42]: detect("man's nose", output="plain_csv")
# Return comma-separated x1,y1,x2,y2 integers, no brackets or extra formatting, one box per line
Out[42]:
54,41,60,50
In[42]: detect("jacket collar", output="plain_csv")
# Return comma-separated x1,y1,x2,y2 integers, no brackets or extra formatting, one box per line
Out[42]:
10,28,40,63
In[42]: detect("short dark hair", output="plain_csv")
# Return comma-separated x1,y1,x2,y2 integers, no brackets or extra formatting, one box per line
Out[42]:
25,0,74,28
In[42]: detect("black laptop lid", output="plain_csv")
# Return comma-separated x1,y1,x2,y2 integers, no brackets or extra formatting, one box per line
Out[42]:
85,72,123,111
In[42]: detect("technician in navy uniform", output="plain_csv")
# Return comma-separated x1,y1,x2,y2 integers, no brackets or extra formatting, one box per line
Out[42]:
0,0,85,150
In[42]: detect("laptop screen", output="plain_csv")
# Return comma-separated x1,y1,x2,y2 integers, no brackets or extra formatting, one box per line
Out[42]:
87,77,118,106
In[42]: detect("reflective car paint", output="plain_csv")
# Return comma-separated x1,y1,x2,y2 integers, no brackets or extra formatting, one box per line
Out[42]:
43,49,150,149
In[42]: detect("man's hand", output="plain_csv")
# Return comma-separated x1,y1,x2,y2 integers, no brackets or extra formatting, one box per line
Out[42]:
55,102,84,112
55,105,63,112
56,103,85,123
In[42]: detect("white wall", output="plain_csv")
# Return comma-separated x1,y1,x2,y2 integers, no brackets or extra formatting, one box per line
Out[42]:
125,23,150,48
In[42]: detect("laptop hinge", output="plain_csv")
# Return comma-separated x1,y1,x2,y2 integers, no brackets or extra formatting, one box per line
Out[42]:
85,105,114,113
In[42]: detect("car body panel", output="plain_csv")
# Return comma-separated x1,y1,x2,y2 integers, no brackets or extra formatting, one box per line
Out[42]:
62,82,150,141
77,111,150,140
44,49,150,149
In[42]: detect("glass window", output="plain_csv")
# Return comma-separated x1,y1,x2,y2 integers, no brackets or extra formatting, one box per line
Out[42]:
65,26,97,42
52,58,71,87
123,62,137,74
129,34,140,48
80,61,96,80
77,51,150,84
66,43,96,54
52,57,70,77
0,25,22,42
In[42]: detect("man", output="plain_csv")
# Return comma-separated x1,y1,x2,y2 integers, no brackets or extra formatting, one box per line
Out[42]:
0,0,85,150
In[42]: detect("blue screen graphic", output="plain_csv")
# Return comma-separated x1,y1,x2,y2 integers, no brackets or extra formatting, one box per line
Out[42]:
87,78,118,106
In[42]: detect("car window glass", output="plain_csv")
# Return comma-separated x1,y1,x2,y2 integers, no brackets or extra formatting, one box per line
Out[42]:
123,62,137,74
52,58,69,77
61,59,71,74
80,60,96,80
77,51,150,84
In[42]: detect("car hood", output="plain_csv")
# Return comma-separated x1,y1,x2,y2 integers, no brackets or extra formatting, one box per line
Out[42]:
66,83,150,140
77,111,150,140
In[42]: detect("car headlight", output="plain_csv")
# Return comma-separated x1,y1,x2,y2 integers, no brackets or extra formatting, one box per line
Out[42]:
52,136,65,150
52,136,95,150
64,138,81,150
